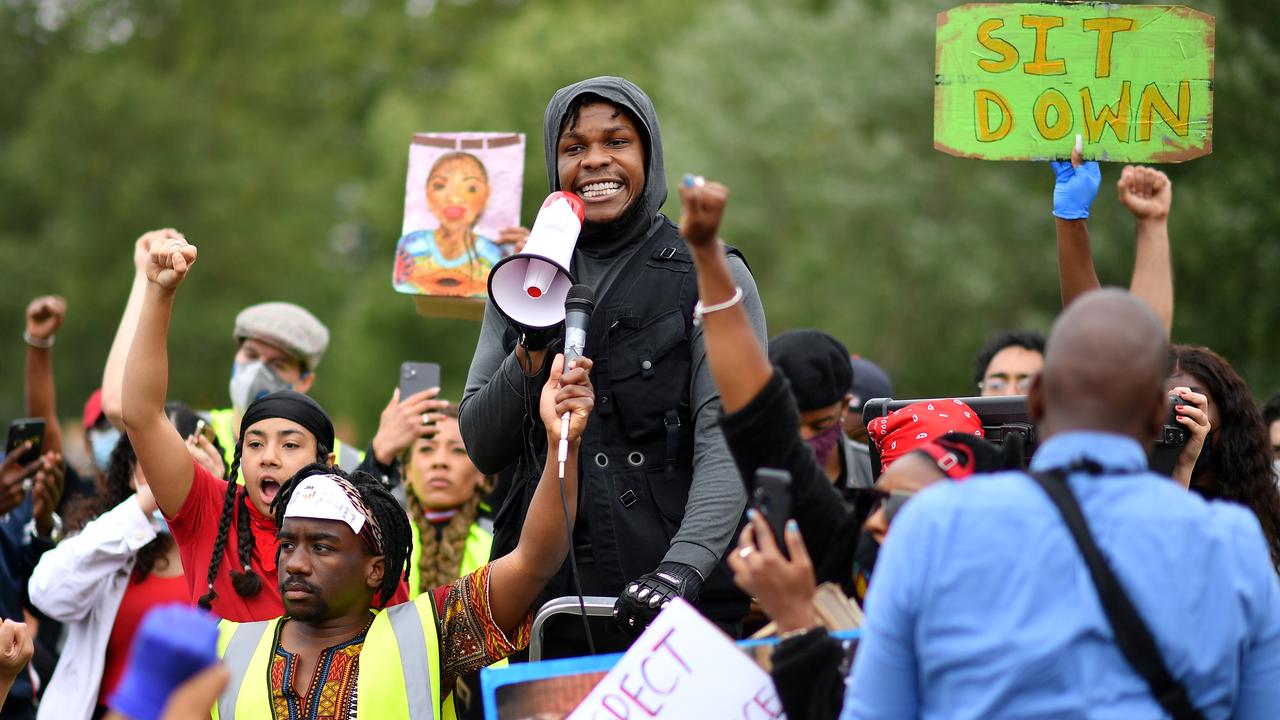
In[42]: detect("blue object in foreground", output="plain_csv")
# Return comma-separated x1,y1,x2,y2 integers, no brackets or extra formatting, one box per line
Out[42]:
109,604,220,720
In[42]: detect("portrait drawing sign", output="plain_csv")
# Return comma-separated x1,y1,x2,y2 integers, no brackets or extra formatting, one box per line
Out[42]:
394,132,525,319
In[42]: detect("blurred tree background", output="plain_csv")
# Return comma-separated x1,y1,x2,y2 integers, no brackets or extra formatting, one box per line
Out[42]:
1,0,1276,455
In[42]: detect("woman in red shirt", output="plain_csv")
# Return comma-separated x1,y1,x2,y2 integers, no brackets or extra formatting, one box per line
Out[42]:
118,234,406,622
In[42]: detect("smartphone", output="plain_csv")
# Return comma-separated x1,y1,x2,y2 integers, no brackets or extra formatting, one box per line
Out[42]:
6,418,46,466
399,362,442,400
192,418,217,445
752,468,793,558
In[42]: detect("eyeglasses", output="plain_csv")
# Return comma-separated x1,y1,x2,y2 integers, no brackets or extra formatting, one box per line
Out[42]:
849,487,916,527
977,374,1034,394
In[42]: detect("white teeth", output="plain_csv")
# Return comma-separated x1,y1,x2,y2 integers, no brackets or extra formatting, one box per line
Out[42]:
580,181,622,199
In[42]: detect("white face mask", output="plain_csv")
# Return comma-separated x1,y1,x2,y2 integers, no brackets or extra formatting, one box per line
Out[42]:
88,426,121,472
229,361,293,416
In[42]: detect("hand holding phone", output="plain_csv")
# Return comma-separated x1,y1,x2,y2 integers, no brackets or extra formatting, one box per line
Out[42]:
752,468,793,559
399,362,441,400
371,362,447,466
6,419,45,467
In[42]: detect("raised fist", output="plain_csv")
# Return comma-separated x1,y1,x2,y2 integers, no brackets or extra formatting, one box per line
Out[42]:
25,295,66,341
678,175,730,249
1117,165,1172,222
136,228,184,273
145,232,198,291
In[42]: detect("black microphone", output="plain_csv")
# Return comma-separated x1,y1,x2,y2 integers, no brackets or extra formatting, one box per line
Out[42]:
563,284,595,367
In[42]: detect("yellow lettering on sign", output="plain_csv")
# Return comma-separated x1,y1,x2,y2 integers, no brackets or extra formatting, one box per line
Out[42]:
1022,15,1067,75
1033,88,1072,140
976,18,1019,73
1137,81,1191,140
1081,82,1131,143
1083,17,1136,78
975,89,1014,142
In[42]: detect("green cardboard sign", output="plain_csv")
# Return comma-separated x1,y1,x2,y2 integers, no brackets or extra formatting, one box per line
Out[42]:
934,3,1213,163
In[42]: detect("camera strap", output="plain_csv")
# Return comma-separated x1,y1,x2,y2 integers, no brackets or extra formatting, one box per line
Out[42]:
1028,467,1204,720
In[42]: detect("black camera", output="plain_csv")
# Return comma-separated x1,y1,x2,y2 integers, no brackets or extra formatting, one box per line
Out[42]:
861,394,1189,480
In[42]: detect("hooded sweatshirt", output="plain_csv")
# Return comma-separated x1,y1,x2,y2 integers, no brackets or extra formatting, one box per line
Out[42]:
460,76,767,579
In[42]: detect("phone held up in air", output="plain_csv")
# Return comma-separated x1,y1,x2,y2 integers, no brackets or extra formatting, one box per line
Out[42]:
6,418,46,467
752,468,793,559
193,418,217,445
399,362,442,400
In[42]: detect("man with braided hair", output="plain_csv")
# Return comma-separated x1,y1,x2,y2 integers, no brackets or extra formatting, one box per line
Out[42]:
120,236,411,621
213,352,594,719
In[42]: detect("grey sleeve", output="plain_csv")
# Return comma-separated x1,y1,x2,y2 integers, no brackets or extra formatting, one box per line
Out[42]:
663,254,768,577
458,301,541,475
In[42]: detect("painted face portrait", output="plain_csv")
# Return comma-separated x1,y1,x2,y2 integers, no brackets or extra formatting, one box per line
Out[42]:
426,154,490,230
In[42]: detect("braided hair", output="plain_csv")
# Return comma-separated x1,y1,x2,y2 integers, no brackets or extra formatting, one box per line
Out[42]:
406,492,481,593
273,464,412,606
196,438,331,610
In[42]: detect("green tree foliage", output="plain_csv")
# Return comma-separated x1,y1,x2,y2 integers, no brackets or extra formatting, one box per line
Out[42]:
2,0,1278,450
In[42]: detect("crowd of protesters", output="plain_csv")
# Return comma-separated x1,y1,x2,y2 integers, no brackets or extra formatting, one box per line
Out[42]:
0,74,1277,720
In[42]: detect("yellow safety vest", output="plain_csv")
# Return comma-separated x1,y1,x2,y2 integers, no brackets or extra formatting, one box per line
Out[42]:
212,597,452,720
210,408,357,482
408,519,493,601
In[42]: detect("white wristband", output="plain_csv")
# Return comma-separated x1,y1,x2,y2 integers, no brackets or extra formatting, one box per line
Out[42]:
692,286,744,327
23,331,54,349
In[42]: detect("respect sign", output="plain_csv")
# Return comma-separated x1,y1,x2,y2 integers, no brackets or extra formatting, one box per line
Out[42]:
566,599,784,720
934,3,1214,163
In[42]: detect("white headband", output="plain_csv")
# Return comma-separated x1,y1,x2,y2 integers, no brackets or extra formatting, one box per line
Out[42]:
284,475,367,535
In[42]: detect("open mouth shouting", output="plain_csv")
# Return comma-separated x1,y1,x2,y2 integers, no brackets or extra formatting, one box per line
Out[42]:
258,477,282,507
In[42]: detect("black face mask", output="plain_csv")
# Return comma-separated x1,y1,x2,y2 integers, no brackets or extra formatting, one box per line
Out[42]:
851,531,880,605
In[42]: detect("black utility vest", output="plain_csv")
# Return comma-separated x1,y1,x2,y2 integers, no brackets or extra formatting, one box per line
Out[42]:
492,219,746,620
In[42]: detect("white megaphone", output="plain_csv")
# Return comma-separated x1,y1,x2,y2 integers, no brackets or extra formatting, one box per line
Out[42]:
487,191,586,329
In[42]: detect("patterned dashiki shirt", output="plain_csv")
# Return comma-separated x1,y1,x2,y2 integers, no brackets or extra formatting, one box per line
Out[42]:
267,563,531,719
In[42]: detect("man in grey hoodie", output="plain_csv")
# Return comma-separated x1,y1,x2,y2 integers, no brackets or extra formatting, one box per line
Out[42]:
460,76,766,656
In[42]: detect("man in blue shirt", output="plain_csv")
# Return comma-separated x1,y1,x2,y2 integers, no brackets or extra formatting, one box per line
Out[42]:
842,289,1280,719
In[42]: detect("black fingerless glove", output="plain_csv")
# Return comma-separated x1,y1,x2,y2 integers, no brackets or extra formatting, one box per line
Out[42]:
613,562,704,636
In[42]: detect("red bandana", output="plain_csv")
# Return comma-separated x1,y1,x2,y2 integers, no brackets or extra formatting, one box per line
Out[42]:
868,399,984,473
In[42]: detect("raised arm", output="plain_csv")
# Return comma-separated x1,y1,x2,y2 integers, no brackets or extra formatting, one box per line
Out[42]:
1118,165,1174,333
23,296,66,455
488,354,593,635
120,234,199,518
1051,141,1103,310
103,230,184,428
679,178,773,413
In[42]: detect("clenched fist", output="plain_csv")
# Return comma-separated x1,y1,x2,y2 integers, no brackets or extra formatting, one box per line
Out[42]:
678,174,730,249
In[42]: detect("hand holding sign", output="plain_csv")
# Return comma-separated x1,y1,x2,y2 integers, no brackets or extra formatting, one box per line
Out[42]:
568,599,784,720
1050,136,1102,220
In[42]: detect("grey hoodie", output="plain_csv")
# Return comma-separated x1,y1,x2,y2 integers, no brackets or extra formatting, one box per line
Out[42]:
460,76,766,579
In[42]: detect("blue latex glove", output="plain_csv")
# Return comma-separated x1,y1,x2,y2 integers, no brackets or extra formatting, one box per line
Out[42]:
109,604,219,720
1050,158,1101,220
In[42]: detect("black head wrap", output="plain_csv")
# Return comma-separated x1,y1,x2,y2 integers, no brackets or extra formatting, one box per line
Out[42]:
238,390,335,450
